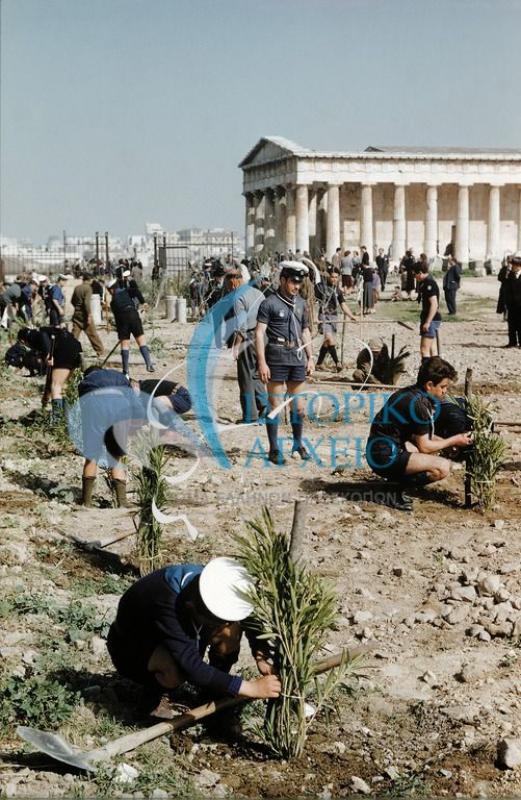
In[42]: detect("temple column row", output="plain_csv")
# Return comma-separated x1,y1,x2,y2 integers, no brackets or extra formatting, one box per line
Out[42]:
245,183,521,264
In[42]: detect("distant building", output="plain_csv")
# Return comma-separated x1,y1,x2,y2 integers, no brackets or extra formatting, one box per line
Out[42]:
240,136,521,267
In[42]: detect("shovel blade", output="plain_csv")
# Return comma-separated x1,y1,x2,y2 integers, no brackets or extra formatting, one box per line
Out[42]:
17,726,98,772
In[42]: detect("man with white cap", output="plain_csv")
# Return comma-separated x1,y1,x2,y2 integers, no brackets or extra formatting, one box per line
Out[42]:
106,557,280,721
255,261,314,464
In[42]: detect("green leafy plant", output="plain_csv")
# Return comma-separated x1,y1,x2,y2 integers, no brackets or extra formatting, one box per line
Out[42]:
235,508,359,759
467,395,506,509
134,444,169,575
0,672,81,729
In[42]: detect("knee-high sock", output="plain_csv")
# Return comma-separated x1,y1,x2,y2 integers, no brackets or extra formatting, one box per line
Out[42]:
139,344,153,368
316,344,328,366
266,418,279,452
121,348,130,374
51,398,64,422
328,345,339,365
291,413,304,449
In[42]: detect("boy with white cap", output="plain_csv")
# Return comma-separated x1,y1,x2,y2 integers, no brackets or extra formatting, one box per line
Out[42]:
107,557,280,720
255,261,314,464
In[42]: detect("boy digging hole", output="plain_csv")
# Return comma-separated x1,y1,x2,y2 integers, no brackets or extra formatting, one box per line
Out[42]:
107,558,281,734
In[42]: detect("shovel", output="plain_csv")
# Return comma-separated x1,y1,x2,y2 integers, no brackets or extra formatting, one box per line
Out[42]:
17,650,360,772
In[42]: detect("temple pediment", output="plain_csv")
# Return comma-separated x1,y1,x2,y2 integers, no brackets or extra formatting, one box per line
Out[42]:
239,136,311,169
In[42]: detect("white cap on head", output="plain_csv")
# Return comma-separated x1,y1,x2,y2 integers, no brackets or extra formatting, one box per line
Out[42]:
199,557,254,621
122,269,131,278
511,251,521,264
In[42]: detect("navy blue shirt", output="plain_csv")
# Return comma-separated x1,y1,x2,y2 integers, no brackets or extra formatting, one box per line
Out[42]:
257,292,309,344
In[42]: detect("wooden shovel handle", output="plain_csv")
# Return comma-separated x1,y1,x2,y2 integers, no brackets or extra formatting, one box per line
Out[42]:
89,650,354,762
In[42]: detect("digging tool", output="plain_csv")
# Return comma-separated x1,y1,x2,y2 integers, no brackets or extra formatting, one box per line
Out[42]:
17,649,362,772
99,339,121,369
396,320,414,331
41,335,56,408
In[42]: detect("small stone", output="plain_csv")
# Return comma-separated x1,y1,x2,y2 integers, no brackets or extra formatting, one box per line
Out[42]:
444,605,470,625
493,519,505,530
486,621,513,638
420,670,439,687
478,630,492,642
384,766,400,781
450,585,477,603
499,563,518,576
90,635,106,657
415,606,438,624
439,769,453,778
151,791,169,800
352,610,373,625
477,574,501,596
496,588,511,602
467,624,485,639
497,738,521,769
350,776,371,795
115,764,139,785
361,627,373,640
461,567,479,584
194,770,221,790
392,567,403,577
333,741,346,754
455,664,473,683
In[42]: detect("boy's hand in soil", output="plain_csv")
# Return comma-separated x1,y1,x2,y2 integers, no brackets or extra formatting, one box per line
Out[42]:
239,675,281,699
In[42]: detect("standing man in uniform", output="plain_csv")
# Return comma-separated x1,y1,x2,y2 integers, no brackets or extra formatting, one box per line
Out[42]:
255,262,314,465
442,256,462,315
414,262,441,362
71,272,105,358
503,252,521,347
314,267,357,372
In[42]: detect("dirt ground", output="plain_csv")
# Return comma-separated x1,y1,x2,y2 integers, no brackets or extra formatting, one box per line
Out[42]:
1,276,521,799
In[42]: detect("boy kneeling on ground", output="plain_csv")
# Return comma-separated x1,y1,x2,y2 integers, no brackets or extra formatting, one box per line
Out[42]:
107,557,281,731
365,357,472,512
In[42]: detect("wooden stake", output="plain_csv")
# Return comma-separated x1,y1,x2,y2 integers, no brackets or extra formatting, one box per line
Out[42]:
464,367,473,508
289,499,308,566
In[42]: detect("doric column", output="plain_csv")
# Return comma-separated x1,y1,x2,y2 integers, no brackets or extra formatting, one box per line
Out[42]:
295,184,310,254
253,191,265,253
245,193,255,255
455,184,470,265
308,188,317,249
424,185,439,259
326,183,340,258
274,187,286,253
264,189,276,253
392,184,407,261
285,185,296,253
486,184,501,264
360,183,374,259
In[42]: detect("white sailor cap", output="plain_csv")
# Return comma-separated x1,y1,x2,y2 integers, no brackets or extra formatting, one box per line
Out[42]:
199,557,254,621
279,260,309,283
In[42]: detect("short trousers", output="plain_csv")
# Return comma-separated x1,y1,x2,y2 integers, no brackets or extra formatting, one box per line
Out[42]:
420,319,441,339
266,343,307,383
115,307,144,340
365,437,411,480
342,275,353,288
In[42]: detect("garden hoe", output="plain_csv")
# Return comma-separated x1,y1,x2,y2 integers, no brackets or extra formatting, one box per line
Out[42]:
17,650,357,772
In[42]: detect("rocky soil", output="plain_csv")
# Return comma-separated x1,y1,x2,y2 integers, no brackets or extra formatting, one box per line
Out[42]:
1,276,521,798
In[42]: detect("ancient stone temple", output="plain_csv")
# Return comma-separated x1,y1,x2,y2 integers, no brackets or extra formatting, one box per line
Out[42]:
239,137,521,266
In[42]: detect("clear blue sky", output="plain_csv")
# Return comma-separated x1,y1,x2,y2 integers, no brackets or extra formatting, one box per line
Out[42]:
1,0,520,243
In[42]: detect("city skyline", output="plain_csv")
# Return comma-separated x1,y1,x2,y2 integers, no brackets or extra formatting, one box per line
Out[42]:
1,0,520,243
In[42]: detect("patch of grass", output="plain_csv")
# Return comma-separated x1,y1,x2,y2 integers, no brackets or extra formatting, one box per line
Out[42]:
133,742,197,798
385,771,429,798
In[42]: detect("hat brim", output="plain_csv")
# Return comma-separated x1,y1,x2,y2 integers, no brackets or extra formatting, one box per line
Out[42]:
199,557,254,621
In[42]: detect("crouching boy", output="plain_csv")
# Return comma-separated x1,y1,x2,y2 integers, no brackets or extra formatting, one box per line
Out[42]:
107,557,281,724
365,357,472,511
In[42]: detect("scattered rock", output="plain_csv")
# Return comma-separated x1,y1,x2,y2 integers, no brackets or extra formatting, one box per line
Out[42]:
477,574,502,596
194,769,222,790
384,766,401,781
450,585,477,603
352,610,373,625
115,764,139,784
497,738,521,769
350,776,371,795
420,671,440,688
89,635,106,657
443,604,470,625
392,567,403,577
